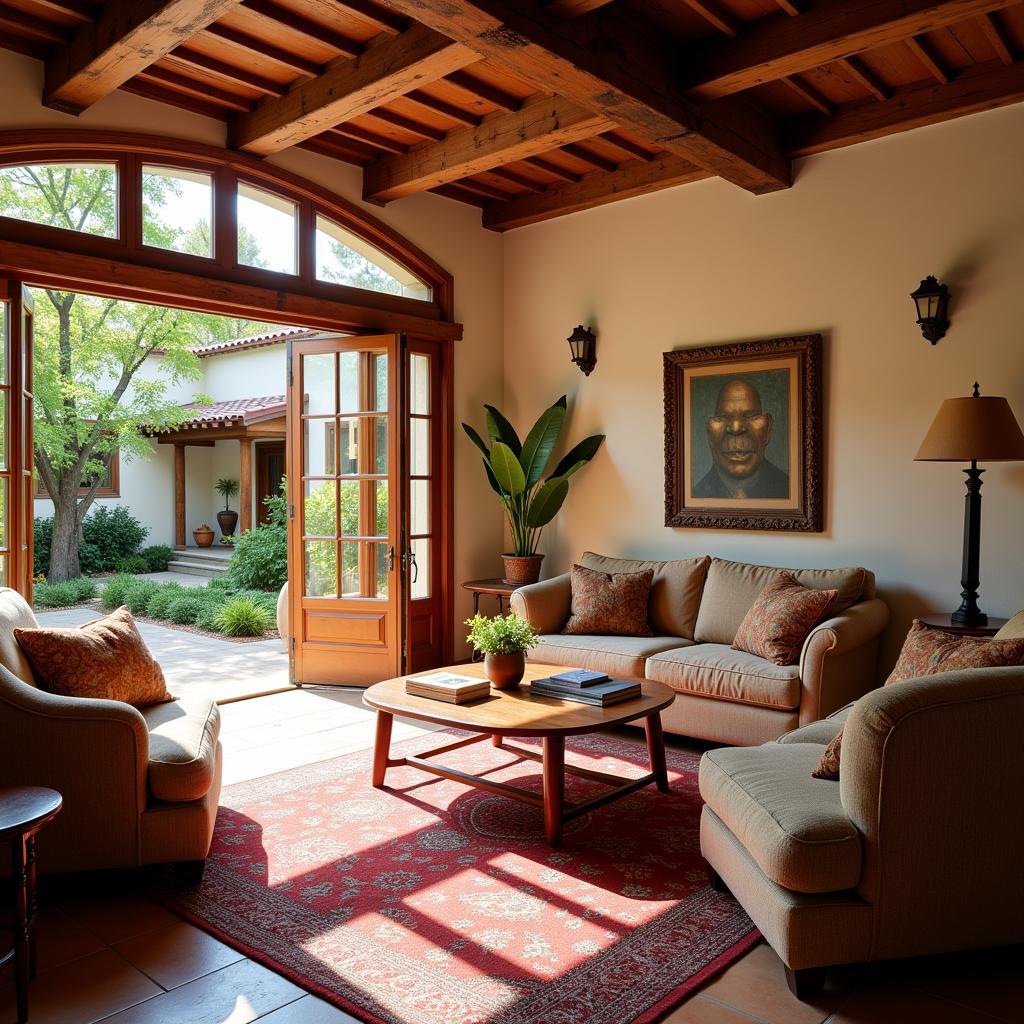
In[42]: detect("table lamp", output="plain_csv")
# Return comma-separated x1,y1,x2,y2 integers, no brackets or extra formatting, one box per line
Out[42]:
915,383,1024,627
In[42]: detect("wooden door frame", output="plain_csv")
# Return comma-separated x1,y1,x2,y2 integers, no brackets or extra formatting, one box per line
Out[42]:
255,441,286,526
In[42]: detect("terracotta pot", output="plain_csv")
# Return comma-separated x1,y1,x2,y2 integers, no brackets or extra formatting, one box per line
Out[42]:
501,553,544,586
193,526,214,548
217,510,238,537
484,651,525,690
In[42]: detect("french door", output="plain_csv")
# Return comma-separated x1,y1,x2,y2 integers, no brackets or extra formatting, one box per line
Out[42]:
287,333,448,686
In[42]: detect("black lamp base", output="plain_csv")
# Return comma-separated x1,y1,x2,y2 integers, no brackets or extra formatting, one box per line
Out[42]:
950,606,988,629
951,462,986,630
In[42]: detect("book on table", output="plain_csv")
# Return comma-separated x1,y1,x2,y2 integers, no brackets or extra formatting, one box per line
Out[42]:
529,677,641,706
548,668,610,688
405,672,490,704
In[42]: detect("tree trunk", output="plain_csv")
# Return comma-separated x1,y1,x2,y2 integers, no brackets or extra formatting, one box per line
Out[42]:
47,481,82,582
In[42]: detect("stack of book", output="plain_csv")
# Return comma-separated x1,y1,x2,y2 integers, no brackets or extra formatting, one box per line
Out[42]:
529,668,641,706
405,672,490,704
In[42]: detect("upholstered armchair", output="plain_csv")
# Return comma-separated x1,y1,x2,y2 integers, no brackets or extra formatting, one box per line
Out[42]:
699,665,1024,997
0,588,222,878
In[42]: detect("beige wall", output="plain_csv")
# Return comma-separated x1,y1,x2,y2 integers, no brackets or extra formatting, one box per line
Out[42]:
503,102,1024,672
0,49,504,655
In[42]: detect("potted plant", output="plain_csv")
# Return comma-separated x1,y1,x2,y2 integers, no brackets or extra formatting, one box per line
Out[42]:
219,534,234,547
465,612,538,690
193,524,214,548
462,396,604,585
215,478,240,537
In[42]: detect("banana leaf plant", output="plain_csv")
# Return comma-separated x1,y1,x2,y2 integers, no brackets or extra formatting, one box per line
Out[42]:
462,396,604,556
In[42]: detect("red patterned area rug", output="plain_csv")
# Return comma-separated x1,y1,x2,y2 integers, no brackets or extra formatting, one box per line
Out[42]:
159,730,759,1024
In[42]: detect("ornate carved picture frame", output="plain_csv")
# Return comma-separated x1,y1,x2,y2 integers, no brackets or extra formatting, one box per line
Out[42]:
664,334,823,532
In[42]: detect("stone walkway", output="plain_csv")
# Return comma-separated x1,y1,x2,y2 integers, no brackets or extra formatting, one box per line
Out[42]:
36,607,289,703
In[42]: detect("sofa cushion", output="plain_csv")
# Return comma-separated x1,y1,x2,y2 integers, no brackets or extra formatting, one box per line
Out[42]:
700,743,862,894
532,634,691,680
142,697,221,803
646,644,801,710
777,705,851,745
994,610,1024,640
694,559,867,645
0,588,38,686
886,619,1024,685
579,552,710,639
563,564,654,637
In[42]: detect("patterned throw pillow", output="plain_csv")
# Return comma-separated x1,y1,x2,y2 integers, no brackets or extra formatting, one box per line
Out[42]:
813,620,1024,780
732,571,838,667
15,606,173,708
562,564,654,637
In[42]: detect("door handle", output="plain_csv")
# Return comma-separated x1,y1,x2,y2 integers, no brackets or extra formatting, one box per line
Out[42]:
408,550,419,584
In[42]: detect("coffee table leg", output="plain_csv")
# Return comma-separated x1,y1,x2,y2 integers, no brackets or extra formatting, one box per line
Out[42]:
542,735,565,846
372,711,394,788
12,834,29,1023
644,713,670,793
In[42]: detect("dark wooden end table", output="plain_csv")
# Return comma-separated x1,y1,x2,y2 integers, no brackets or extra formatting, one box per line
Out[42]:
918,614,1008,638
363,662,675,846
462,579,521,661
0,787,62,1023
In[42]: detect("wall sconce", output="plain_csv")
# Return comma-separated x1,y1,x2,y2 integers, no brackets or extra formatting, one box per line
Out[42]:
910,275,950,344
567,325,597,375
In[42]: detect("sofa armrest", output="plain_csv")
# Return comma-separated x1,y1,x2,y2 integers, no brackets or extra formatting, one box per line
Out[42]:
798,597,890,725
509,573,572,635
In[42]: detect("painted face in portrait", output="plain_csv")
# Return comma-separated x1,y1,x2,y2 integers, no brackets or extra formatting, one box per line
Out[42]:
706,380,773,482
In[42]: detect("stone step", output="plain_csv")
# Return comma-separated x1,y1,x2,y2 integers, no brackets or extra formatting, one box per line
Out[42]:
166,558,231,578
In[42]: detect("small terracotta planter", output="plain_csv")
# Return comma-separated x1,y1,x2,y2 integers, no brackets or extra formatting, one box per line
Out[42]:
484,651,526,691
193,526,215,548
502,554,544,586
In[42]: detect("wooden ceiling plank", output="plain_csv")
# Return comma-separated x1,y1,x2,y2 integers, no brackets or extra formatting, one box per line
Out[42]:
300,133,379,164
337,0,409,35
685,0,1019,99
406,88,483,126
838,56,889,100
789,59,1024,156
120,77,236,120
363,93,612,202
430,182,489,207
169,46,287,96
32,0,92,22
240,0,363,59
559,141,618,172
229,25,477,155
204,23,322,77
454,176,514,200
138,65,254,111
44,0,245,115
329,124,409,155
976,12,1015,64
544,0,615,15
483,153,711,231
524,155,582,182
488,166,547,192
681,0,739,38
0,3,70,44
599,130,657,161
378,0,790,194
445,69,522,110
905,35,950,84
368,107,447,142
781,75,834,114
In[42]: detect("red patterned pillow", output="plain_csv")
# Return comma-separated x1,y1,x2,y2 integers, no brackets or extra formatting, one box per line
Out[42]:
885,619,1024,685
732,571,838,666
562,564,654,637
812,727,843,780
15,606,174,708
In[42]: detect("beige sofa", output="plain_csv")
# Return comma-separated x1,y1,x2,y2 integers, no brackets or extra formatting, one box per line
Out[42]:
0,588,222,879
699,665,1024,996
510,553,889,745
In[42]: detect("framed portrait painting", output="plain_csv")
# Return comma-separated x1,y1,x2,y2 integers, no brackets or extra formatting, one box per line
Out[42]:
664,334,823,532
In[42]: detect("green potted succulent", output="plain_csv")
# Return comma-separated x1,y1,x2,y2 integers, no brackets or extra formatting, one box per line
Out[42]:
463,396,604,585
465,612,538,690
215,478,239,538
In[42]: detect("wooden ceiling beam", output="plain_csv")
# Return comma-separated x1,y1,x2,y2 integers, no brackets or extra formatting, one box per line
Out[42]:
788,57,1024,156
681,0,739,38
137,66,253,111
329,124,409,155
363,93,613,202
543,0,615,15
685,0,1019,99
336,0,408,35
32,0,92,22
781,75,833,115
44,0,244,115
560,141,618,172
905,35,950,84
445,69,521,110
487,166,547,192
599,131,657,161
0,3,69,44
239,0,363,59
368,108,447,142
378,0,789,194
405,88,483,126
169,46,287,96
773,0,801,14
976,12,1015,65
523,155,582,182
483,153,711,231
838,56,889,100
229,25,477,155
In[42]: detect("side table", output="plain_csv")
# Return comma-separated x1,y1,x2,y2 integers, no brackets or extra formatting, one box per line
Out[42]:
462,579,520,661
918,614,1008,638
0,787,62,1024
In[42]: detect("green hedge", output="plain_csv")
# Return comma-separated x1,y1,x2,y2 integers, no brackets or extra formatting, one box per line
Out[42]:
34,578,96,608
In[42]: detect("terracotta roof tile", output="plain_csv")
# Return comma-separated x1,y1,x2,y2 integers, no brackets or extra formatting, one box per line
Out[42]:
193,327,318,357
169,395,287,431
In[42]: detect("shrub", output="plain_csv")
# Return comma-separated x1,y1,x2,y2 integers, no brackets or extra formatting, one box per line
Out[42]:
124,579,160,615
227,487,287,592
140,545,174,573
114,555,150,575
32,517,52,578
214,597,271,637
194,592,229,632
81,506,148,574
230,589,278,617
100,573,137,609
145,583,183,619
166,592,206,625
34,577,96,608
206,575,234,592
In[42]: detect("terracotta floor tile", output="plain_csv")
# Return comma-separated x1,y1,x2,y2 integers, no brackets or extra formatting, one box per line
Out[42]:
663,993,772,1022
113,920,246,989
98,958,306,1023
0,948,161,1024
907,947,1024,1023
698,943,842,1024
60,893,180,944
255,994,365,1022
825,987,1006,1023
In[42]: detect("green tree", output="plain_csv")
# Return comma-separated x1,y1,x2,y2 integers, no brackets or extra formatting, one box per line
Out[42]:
319,239,402,296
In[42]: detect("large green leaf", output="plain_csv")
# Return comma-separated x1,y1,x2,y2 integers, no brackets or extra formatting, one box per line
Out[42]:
526,477,569,528
518,396,566,488
488,441,526,495
482,457,504,497
549,434,604,480
461,422,490,457
484,405,522,455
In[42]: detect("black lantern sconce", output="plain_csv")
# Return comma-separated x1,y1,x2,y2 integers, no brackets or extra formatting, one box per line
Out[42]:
910,275,950,344
567,325,597,376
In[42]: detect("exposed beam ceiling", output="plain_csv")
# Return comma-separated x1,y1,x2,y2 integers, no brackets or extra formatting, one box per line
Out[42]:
44,0,243,114
379,0,791,194
364,94,612,201
684,0,1020,99
482,153,711,230
229,24,476,155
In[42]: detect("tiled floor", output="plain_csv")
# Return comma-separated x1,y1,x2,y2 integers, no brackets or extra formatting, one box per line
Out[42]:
2,686,1020,1024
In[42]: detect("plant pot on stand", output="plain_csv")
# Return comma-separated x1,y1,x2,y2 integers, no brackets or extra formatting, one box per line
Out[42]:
217,510,238,537
502,554,544,586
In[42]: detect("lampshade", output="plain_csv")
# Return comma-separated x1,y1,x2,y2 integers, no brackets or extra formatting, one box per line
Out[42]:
915,392,1024,462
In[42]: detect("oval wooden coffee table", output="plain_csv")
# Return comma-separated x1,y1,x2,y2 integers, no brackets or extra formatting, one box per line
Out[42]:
363,663,675,846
